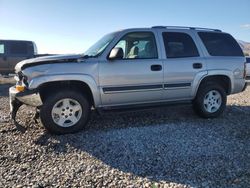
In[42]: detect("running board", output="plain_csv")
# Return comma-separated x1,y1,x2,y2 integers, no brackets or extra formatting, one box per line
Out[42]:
97,100,192,114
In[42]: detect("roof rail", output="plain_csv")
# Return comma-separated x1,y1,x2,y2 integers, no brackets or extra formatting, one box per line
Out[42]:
152,26,222,32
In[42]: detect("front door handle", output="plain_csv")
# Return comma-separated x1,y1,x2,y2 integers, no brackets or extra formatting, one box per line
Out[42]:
193,63,202,69
151,64,162,71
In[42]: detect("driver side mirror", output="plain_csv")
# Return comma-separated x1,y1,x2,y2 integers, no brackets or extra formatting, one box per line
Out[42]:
108,47,124,60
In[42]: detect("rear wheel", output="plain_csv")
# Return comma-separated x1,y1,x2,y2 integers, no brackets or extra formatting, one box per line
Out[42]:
40,90,90,134
193,83,227,118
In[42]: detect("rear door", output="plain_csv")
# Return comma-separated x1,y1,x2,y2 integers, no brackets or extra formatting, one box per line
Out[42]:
6,41,34,72
0,41,8,74
159,30,206,100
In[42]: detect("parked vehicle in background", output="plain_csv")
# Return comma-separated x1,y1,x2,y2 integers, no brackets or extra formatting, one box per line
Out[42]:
246,57,250,81
0,40,53,75
0,40,37,74
9,26,247,134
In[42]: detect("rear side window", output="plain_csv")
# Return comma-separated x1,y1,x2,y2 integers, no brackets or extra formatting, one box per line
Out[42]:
162,32,199,58
9,41,29,55
198,32,243,56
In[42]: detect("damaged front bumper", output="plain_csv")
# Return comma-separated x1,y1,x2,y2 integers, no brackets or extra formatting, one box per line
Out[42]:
9,86,43,132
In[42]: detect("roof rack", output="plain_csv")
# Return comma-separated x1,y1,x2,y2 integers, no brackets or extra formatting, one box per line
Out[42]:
151,26,222,32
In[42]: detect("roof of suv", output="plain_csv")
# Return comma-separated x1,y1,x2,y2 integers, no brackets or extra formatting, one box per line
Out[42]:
120,26,223,34
151,26,222,32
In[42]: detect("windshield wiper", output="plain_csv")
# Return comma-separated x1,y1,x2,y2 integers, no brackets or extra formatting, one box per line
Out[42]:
81,54,96,59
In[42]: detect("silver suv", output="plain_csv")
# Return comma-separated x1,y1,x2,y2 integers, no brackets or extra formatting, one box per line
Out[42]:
9,26,247,134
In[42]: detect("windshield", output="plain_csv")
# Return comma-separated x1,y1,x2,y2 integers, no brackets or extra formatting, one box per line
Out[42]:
84,32,118,57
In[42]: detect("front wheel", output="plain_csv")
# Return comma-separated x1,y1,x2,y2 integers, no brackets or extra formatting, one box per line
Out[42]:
193,83,227,118
40,90,90,134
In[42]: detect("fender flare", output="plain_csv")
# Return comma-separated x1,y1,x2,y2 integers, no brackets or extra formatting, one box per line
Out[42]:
192,70,233,97
28,74,101,107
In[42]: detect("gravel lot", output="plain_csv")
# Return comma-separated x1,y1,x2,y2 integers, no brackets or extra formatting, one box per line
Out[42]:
0,78,250,188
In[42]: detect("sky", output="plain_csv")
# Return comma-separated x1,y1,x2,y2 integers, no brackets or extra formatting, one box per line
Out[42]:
0,0,250,54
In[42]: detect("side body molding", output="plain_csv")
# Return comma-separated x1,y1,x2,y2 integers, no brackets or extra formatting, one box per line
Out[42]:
28,74,101,107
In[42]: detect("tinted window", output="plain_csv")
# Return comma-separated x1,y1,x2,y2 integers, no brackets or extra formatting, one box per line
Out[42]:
9,41,28,55
114,32,158,59
247,57,250,63
0,43,4,54
198,32,243,56
163,32,199,58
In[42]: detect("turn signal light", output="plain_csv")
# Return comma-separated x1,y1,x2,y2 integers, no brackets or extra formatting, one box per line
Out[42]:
16,85,25,92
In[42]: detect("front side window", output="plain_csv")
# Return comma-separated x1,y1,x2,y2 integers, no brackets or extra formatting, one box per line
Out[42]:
113,32,158,59
163,32,199,58
0,43,5,54
198,32,243,56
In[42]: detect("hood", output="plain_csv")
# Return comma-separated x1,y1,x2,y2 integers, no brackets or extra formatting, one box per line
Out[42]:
15,54,83,72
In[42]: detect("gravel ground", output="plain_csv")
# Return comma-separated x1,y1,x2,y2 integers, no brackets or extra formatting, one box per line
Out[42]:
0,78,250,188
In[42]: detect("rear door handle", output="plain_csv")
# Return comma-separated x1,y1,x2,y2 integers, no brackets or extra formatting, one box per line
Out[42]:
151,64,162,71
193,63,202,69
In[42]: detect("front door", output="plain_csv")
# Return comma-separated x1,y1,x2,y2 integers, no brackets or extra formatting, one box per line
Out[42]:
99,31,164,106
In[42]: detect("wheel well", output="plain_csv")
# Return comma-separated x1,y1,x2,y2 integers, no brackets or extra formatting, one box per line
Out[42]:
39,81,94,106
199,75,231,94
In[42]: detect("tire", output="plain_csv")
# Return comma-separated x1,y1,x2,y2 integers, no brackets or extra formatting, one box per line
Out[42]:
40,90,90,134
193,83,227,118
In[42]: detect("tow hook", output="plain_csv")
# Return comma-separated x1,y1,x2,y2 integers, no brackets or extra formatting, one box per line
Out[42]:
11,100,26,133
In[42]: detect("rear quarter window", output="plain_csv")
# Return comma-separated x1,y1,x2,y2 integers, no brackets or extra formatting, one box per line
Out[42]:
198,32,243,57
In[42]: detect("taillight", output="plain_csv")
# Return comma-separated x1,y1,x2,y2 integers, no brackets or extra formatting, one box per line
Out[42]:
244,62,247,79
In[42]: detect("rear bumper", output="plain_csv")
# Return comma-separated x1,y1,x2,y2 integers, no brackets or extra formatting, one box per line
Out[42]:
231,78,247,94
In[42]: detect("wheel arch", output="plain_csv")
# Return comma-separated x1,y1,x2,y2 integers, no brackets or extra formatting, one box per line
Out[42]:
29,74,101,107
193,72,233,97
